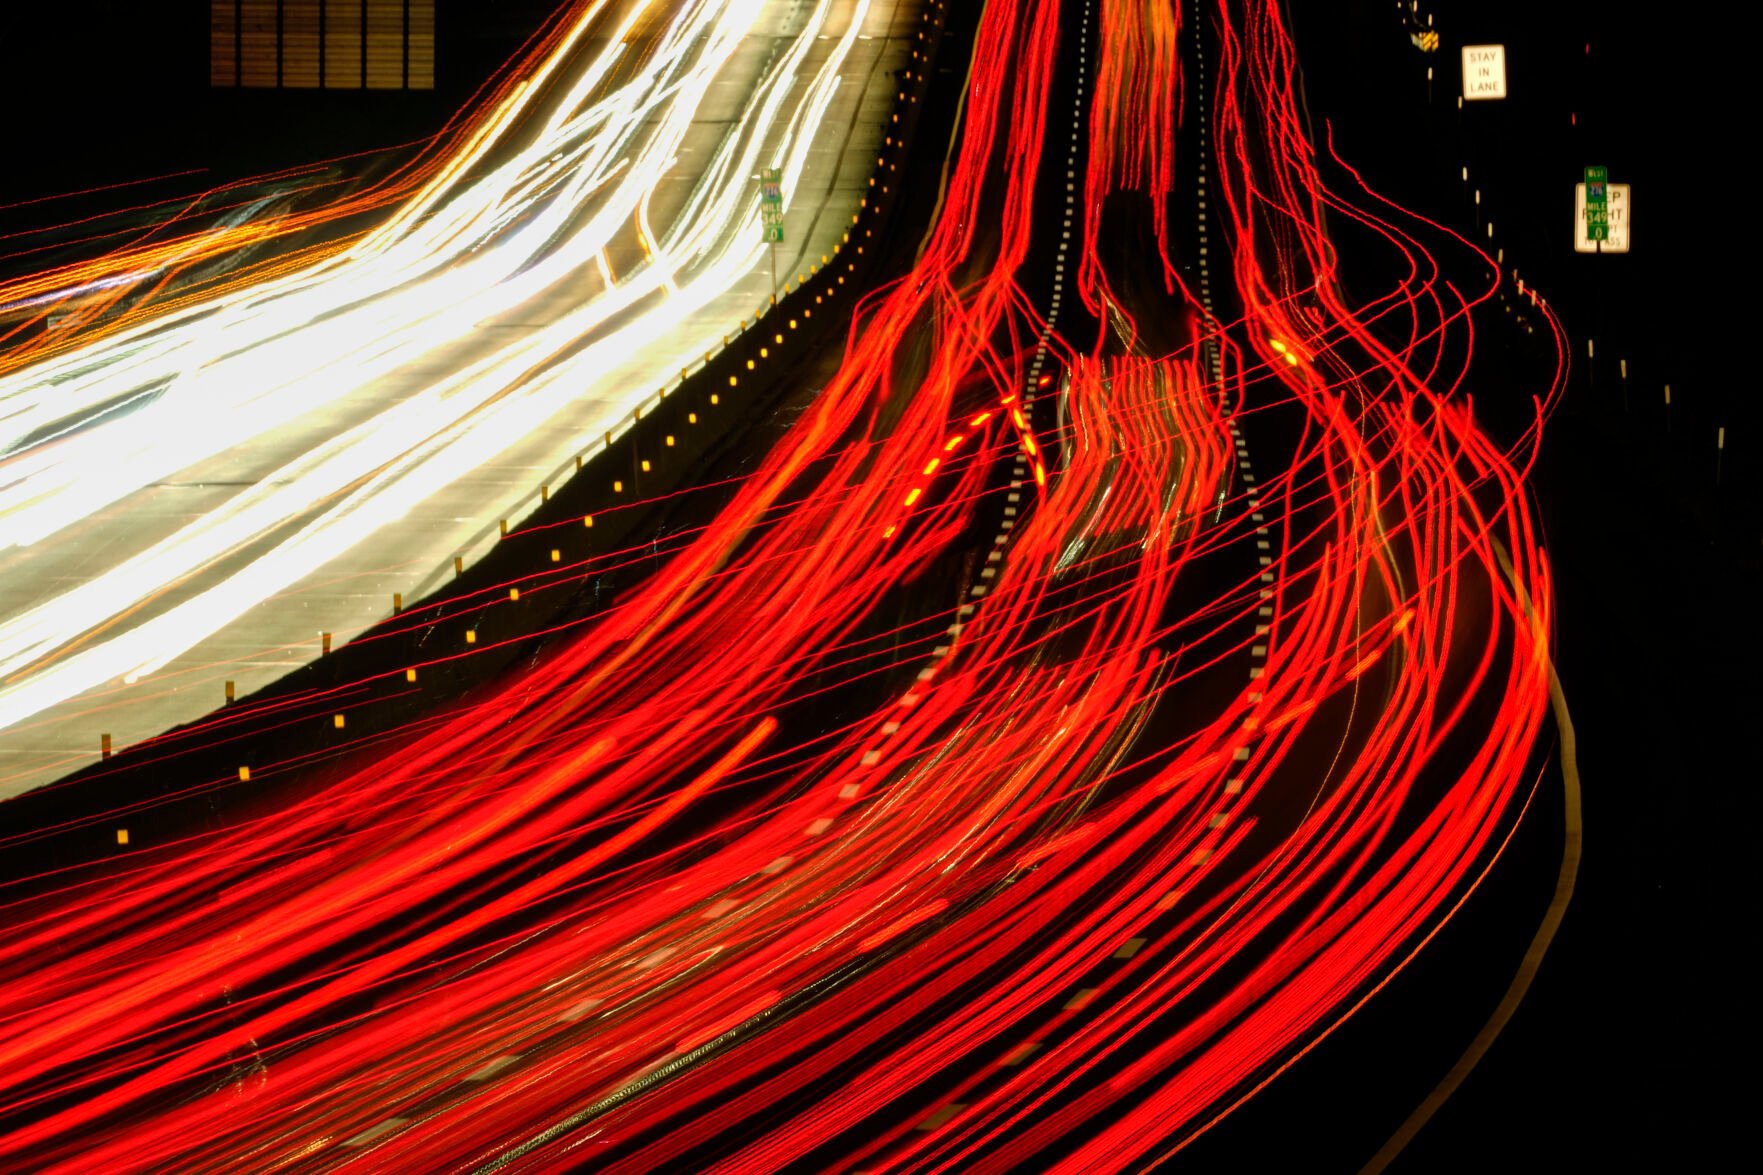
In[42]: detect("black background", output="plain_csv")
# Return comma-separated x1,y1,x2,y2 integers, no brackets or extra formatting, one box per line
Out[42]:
1290,3,1753,1170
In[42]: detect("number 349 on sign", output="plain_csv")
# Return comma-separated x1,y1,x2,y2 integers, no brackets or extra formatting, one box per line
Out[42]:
1574,183,1630,253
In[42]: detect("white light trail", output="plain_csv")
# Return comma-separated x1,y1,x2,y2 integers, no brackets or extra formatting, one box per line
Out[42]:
0,0,880,734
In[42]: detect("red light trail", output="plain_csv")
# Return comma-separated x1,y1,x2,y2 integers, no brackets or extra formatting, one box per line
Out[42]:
0,0,1564,1169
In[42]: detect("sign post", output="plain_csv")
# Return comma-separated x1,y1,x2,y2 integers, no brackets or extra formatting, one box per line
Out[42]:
759,167,784,303
1461,44,1508,100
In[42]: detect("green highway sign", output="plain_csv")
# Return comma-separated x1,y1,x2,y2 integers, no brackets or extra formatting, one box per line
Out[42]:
1584,165,1609,242
759,167,784,244
1574,179,1629,253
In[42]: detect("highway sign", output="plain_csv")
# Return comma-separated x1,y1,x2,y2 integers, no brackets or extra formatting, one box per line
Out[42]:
1573,182,1630,253
759,167,784,244
1584,165,1609,241
1461,45,1507,100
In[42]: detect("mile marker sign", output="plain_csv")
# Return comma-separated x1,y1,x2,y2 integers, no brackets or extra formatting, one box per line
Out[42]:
1462,45,1507,100
759,167,784,244
1574,182,1630,253
1583,165,1609,241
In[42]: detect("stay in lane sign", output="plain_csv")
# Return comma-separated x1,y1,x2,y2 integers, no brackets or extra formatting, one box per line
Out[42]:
1461,44,1507,100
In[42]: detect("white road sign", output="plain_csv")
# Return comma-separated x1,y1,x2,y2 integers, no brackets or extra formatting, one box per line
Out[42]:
1462,45,1508,100
1574,182,1631,253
